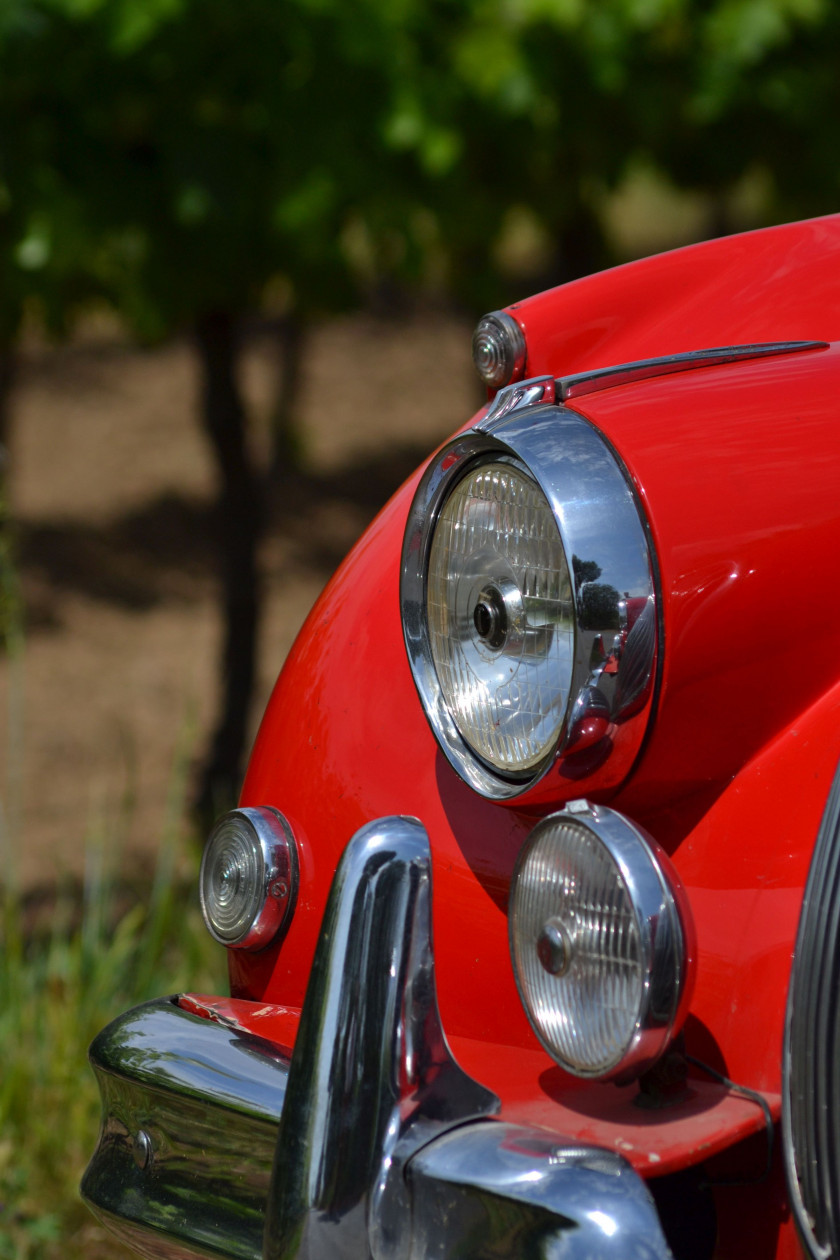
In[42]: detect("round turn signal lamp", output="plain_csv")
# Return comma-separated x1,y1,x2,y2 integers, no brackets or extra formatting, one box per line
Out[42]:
509,802,693,1081
200,807,298,950
472,310,526,389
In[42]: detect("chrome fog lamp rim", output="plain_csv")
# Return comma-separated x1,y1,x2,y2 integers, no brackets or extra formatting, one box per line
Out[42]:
400,398,659,801
509,802,688,1081
199,806,298,950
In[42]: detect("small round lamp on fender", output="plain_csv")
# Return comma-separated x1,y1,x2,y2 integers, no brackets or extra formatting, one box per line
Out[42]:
200,807,298,950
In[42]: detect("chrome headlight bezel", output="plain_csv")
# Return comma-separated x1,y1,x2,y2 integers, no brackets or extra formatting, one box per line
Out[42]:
401,380,660,802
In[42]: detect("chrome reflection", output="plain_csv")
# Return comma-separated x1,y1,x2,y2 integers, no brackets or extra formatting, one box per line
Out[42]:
264,816,500,1260
81,998,289,1260
408,1122,674,1259
483,373,555,423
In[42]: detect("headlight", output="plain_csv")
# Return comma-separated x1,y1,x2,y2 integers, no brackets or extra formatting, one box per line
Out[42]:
509,802,693,1081
200,807,298,949
401,380,659,802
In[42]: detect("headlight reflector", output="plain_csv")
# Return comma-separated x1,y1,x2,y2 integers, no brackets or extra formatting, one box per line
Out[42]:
200,807,298,950
427,460,574,774
509,803,692,1080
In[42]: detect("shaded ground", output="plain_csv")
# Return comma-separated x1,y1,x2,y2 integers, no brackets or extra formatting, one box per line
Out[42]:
0,309,477,893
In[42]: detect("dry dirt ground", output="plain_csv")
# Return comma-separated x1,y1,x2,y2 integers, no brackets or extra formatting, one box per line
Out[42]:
0,309,477,896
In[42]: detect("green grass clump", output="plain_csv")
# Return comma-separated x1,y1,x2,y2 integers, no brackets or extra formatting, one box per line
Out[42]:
0,828,226,1260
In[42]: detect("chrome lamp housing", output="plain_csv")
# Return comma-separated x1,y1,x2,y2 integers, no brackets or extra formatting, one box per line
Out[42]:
401,378,659,802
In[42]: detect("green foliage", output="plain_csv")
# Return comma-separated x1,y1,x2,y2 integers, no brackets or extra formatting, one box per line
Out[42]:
0,752,225,1260
687,0,840,217
1,0,837,343
0,0,380,339
612,0,832,215
0,864,224,1260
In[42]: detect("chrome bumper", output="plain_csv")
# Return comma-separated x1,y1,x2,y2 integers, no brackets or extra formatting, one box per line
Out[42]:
83,817,674,1260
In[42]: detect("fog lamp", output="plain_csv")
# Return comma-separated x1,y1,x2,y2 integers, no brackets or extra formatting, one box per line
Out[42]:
200,807,298,950
509,802,692,1081
472,310,526,389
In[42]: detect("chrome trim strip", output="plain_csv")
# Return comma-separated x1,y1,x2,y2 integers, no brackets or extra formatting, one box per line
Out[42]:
556,341,827,401
401,403,658,800
408,1121,674,1259
264,816,500,1260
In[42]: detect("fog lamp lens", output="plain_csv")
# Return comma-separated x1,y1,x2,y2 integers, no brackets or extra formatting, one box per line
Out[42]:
200,807,297,950
472,310,526,388
427,460,574,775
510,803,690,1080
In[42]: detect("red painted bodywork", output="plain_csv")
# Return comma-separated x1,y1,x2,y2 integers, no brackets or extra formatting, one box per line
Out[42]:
207,215,840,1258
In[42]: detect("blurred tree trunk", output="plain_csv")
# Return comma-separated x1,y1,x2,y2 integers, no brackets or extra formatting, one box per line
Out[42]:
0,345,14,458
194,310,262,828
706,193,734,241
0,345,21,656
268,311,306,482
553,201,607,284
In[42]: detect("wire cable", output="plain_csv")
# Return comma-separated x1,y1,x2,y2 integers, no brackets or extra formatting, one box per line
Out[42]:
685,1054,774,1185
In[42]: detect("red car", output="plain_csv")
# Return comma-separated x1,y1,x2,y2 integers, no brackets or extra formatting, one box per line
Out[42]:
82,215,840,1260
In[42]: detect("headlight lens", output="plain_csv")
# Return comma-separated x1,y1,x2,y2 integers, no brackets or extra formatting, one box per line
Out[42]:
427,460,574,774
509,803,691,1081
200,807,298,950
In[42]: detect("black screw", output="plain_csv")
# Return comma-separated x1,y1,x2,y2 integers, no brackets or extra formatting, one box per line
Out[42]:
473,585,508,649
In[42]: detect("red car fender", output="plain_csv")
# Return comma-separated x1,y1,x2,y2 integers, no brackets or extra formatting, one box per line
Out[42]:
225,216,840,1260
513,214,840,377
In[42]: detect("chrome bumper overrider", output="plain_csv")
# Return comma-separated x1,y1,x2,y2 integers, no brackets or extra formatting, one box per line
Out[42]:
82,817,675,1260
